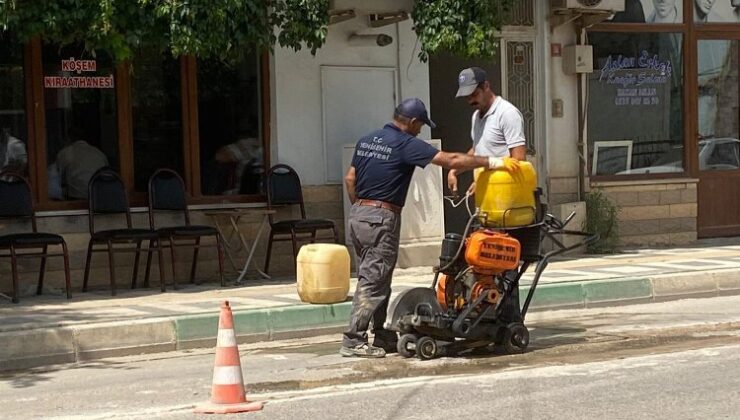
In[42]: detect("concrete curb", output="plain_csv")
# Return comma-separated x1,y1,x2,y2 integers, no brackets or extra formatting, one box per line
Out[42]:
2,270,740,371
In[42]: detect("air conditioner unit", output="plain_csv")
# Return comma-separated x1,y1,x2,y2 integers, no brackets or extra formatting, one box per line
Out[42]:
551,0,625,13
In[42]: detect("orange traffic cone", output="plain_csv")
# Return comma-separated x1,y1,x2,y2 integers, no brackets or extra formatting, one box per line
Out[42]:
194,301,263,414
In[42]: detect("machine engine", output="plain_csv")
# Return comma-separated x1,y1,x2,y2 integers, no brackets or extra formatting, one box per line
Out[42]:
436,230,521,316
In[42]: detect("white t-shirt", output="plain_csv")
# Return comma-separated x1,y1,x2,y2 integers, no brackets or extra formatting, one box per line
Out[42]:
56,140,109,200
471,96,526,158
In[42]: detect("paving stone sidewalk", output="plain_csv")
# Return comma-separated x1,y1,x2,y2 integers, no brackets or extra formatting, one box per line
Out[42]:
2,240,740,370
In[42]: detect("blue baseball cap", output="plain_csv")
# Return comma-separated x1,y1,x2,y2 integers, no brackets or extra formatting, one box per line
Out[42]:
395,98,436,128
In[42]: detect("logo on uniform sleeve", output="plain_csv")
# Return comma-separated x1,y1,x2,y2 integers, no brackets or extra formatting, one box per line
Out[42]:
372,136,383,144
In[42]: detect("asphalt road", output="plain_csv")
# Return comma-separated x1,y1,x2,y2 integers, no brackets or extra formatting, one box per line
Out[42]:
222,344,740,420
2,295,740,419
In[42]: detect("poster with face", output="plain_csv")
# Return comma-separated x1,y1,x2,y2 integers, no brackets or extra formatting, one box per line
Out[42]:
607,0,684,23
608,0,740,24
606,0,740,23
693,0,740,22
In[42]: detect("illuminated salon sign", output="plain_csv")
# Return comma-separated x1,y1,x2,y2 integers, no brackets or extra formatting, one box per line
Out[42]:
598,50,672,107
598,50,672,87
43,57,115,89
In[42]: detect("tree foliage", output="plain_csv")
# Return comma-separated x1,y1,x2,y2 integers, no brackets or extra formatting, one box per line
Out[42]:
0,0,515,62
411,0,516,62
0,0,330,61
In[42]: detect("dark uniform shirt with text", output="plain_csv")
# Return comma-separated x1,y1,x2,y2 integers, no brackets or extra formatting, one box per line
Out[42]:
351,123,438,207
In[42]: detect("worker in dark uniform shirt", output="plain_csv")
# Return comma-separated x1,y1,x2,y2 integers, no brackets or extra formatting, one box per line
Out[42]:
341,97,521,358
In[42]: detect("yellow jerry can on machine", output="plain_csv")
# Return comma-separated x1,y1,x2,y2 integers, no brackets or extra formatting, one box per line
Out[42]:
474,161,538,228
296,244,350,304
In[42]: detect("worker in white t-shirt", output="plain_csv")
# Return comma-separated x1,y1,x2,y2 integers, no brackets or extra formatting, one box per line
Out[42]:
447,67,527,196
447,67,528,326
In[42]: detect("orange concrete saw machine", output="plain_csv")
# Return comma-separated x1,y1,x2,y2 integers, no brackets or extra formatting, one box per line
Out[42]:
386,164,598,360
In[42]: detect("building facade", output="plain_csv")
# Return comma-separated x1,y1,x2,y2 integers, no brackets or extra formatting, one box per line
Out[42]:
548,0,740,245
433,0,740,246
1,0,740,293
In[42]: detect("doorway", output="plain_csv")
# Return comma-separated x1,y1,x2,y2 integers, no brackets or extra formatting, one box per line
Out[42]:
696,38,740,237
429,51,502,235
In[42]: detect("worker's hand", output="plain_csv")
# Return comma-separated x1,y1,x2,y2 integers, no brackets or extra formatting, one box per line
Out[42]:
447,170,459,196
488,156,521,173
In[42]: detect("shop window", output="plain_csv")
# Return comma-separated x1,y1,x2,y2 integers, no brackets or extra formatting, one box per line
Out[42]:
606,0,684,24
698,40,739,171
587,32,684,176
197,51,264,196
0,33,28,177
131,51,183,191
42,43,118,200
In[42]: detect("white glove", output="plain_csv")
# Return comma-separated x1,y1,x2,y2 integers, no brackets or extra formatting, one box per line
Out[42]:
487,156,521,172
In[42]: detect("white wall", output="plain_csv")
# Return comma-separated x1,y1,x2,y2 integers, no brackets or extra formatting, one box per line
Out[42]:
271,0,430,185
546,22,580,179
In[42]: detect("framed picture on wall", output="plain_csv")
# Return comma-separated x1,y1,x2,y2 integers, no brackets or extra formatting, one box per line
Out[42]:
592,140,633,176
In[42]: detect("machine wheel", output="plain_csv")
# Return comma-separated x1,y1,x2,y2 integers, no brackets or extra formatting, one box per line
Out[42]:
397,334,419,358
501,323,529,354
416,336,438,360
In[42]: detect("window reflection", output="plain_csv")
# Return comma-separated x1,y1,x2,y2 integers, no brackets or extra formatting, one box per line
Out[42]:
0,33,28,177
698,40,739,172
588,32,684,175
131,50,183,191
43,43,118,200
197,52,264,196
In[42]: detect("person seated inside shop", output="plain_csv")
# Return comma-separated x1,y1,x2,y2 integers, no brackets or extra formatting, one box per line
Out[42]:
207,134,264,195
0,127,27,175
49,126,109,200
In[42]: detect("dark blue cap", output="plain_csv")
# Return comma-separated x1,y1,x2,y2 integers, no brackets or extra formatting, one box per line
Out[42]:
395,98,436,129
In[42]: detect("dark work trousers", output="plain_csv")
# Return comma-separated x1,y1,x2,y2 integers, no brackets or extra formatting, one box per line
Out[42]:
342,204,401,348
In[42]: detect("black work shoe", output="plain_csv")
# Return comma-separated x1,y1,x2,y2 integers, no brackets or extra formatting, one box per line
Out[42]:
339,343,386,358
372,340,398,354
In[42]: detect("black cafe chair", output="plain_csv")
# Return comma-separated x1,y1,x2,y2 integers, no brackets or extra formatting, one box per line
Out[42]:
0,172,71,303
145,168,225,288
82,168,166,295
263,164,338,274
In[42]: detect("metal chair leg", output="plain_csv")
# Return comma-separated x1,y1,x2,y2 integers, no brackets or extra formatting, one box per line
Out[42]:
131,240,142,289
143,243,153,289
10,245,19,304
158,239,167,292
263,231,275,275
216,234,225,287
82,240,93,292
169,237,178,290
37,244,48,295
107,240,117,296
290,230,299,269
61,242,72,299
190,237,201,284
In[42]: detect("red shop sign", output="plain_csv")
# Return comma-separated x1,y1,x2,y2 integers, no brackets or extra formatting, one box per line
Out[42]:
44,57,115,89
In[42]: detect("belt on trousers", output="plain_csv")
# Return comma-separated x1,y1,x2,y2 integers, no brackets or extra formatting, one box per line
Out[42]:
355,199,402,214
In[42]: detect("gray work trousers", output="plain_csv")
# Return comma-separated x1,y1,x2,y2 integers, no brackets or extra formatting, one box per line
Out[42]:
342,204,401,348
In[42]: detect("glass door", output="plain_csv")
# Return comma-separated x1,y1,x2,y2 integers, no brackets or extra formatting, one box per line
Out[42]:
696,39,740,237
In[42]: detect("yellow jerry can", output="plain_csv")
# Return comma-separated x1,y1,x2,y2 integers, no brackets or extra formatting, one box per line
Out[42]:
296,244,350,304
474,161,537,228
